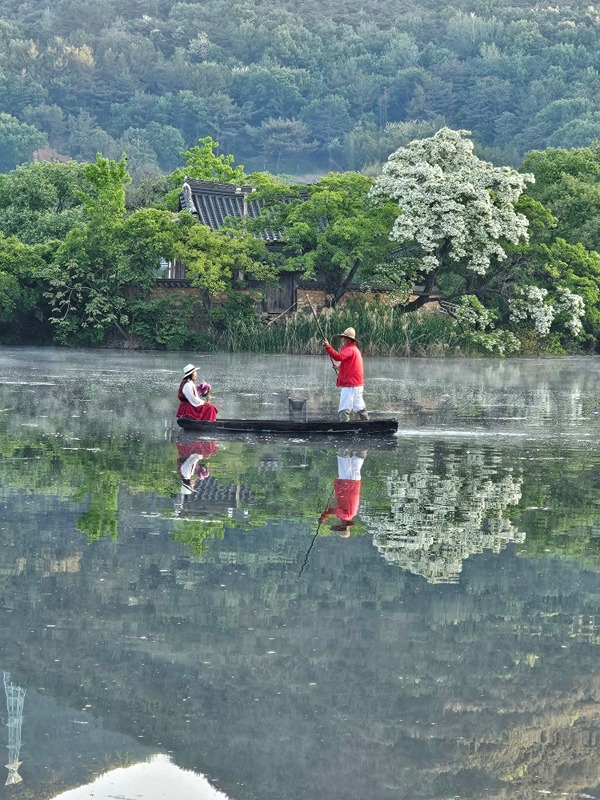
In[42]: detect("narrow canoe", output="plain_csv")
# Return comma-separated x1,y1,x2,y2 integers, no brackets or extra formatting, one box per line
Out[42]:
176,417,399,435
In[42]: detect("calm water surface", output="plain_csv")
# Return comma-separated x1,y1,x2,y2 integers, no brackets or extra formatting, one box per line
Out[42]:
0,347,599,800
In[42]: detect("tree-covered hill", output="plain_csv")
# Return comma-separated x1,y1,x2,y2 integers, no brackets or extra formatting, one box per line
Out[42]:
1,0,600,177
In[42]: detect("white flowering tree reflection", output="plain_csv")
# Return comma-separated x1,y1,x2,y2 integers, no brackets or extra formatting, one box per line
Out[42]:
364,448,524,583
370,127,588,350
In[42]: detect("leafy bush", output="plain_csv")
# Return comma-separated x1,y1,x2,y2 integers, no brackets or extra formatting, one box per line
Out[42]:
129,295,200,350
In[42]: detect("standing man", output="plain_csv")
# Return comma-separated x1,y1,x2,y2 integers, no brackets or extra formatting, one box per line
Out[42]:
324,327,369,422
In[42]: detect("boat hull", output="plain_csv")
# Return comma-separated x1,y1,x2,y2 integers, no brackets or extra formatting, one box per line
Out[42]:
176,417,398,435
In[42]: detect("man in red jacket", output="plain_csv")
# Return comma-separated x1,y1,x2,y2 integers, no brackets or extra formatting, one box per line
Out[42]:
324,326,369,422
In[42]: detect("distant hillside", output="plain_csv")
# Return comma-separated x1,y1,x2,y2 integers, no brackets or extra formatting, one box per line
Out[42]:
0,0,599,177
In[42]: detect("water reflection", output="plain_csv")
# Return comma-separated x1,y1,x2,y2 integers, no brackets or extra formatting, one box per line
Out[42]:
319,448,367,537
173,438,251,521
3,672,25,786
364,445,524,583
1,350,600,799
177,439,217,494
51,754,231,800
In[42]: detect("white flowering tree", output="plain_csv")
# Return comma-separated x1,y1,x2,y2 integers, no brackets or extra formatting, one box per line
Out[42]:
371,127,532,301
371,127,589,350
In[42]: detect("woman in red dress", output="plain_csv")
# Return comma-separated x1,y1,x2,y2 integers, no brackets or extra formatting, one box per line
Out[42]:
176,363,218,421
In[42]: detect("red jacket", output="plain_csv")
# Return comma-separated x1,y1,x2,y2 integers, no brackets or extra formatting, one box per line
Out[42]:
321,479,361,522
325,341,364,387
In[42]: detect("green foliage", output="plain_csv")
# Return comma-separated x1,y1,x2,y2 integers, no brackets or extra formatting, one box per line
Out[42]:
119,207,181,289
172,520,225,556
253,171,399,303
520,145,600,252
6,0,600,175
0,232,47,341
247,117,317,172
76,477,119,542
45,224,131,345
78,154,130,222
0,113,46,172
175,212,274,307
129,294,200,350
0,160,88,245
164,136,246,209
43,156,190,344
174,136,246,185
208,291,261,335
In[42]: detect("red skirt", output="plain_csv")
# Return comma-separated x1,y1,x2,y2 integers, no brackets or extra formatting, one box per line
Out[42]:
177,440,218,459
176,401,218,421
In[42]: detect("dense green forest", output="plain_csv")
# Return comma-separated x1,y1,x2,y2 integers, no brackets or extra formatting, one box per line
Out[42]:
1,0,600,176
2,1,600,354
2,132,600,355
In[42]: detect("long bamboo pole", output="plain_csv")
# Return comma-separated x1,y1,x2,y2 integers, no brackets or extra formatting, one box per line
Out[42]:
301,289,338,372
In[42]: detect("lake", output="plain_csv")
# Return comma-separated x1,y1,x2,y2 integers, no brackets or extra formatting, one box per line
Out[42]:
0,346,599,800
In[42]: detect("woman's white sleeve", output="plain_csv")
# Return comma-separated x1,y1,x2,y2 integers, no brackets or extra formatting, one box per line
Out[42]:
182,382,205,407
180,453,203,479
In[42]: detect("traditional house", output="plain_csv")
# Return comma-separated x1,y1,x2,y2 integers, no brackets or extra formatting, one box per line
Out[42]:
159,178,439,315
157,179,303,314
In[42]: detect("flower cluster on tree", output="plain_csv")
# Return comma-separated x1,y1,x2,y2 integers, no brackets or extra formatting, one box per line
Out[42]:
370,127,589,351
509,285,585,339
370,127,533,276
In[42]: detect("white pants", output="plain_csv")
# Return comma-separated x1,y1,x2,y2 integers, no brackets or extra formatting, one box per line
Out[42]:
338,386,366,413
337,455,365,480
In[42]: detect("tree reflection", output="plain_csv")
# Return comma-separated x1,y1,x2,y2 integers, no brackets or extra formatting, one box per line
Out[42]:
363,446,524,582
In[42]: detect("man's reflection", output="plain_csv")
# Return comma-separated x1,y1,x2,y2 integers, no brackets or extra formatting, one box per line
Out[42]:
319,448,367,536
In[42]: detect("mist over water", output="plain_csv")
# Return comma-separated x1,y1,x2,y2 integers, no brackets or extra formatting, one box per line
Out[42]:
0,347,599,800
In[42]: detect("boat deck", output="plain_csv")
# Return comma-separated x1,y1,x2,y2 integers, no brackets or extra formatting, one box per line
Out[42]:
176,417,399,435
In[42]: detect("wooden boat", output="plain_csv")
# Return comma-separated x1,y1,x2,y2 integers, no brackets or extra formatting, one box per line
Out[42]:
176,416,398,435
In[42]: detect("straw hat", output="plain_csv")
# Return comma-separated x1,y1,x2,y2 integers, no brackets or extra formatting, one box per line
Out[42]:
182,363,197,377
335,327,358,341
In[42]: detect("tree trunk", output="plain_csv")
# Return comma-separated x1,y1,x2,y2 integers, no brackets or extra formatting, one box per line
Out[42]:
331,260,362,305
396,241,449,313
396,268,439,313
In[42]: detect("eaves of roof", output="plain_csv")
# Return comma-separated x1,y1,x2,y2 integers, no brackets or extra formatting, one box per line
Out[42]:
180,178,309,242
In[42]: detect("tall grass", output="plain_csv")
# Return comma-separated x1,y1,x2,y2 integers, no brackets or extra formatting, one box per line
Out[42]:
204,298,463,356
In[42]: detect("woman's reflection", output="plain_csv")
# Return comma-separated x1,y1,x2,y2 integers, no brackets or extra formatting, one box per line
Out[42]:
176,439,218,499
319,448,367,537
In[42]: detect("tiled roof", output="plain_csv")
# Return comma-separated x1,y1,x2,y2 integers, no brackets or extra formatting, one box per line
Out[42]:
179,178,308,241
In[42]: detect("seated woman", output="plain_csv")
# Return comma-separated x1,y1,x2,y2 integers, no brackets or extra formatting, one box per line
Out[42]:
176,363,218,421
